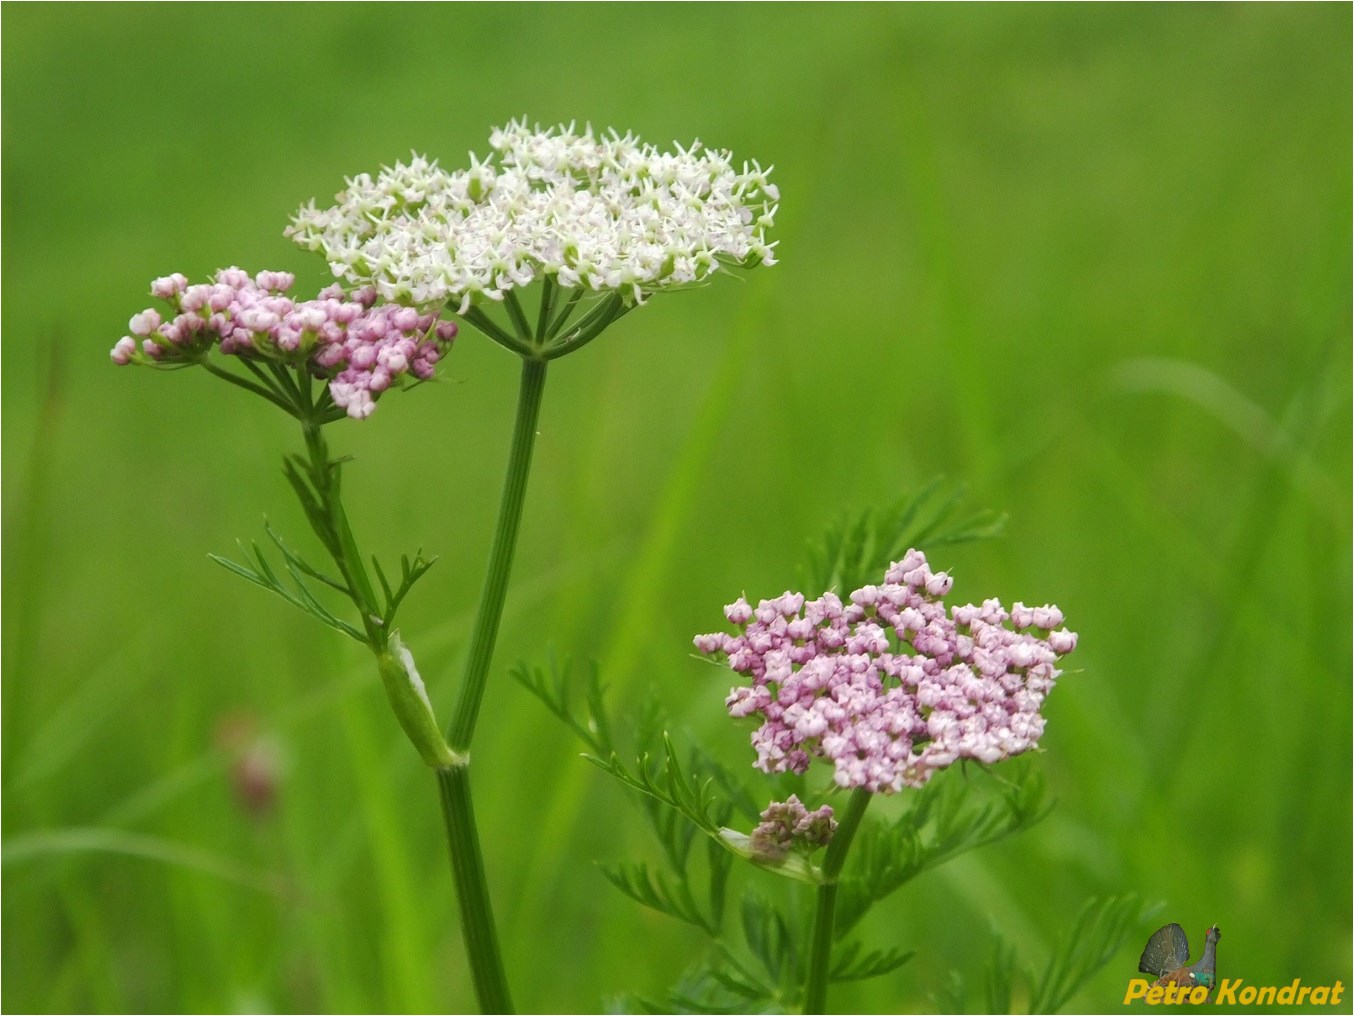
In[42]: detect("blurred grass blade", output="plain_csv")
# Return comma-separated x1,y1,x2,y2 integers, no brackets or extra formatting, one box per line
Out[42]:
2,827,290,897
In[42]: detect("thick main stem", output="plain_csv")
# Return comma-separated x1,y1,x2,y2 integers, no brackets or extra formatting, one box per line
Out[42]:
447,356,548,749
437,763,512,1013
436,355,548,1014
803,789,873,1014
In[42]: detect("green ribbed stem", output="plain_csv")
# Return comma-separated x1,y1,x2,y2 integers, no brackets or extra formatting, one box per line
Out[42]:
448,356,547,749
803,788,872,1013
437,763,511,1013
435,355,548,1013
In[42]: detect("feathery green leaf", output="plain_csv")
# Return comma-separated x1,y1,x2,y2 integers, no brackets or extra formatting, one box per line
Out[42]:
829,940,915,983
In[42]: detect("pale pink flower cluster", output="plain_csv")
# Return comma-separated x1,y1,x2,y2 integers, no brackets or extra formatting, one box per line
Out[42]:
748,794,836,861
694,550,1078,794
111,269,457,419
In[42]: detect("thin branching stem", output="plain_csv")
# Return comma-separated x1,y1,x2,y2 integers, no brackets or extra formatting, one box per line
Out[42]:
534,275,557,341
200,360,296,415
308,437,380,642
463,305,533,357
543,294,632,360
545,286,585,339
503,289,533,342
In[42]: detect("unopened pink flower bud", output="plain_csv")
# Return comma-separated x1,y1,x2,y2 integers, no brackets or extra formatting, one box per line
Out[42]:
150,273,188,299
390,306,420,331
129,309,162,337
693,634,723,653
952,604,980,626
237,308,279,332
725,598,753,625
255,270,295,292
349,344,377,370
110,336,138,364
333,302,362,324
1048,629,1078,654
292,306,327,331
180,286,209,313
1032,606,1064,629
377,346,408,373
207,286,234,313
851,585,881,606
216,266,251,289
925,571,953,597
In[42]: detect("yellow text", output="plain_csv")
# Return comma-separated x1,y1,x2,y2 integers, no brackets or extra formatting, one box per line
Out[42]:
1123,977,1346,1007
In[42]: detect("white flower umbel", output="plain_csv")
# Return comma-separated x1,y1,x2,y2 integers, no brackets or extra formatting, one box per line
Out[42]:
286,119,779,314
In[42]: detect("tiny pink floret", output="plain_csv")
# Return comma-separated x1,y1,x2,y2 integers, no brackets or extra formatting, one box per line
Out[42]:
110,336,138,365
150,273,188,299
129,309,162,337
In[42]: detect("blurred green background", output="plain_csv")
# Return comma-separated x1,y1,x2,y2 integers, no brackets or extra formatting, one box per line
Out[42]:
3,4,1349,1013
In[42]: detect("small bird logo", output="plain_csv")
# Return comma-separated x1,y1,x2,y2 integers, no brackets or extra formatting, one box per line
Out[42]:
1138,923,1221,993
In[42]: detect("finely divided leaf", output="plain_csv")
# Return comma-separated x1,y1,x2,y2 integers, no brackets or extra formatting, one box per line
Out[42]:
1027,895,1145,1013
801,480,1005,594
600,860,714,933
829,940,915,983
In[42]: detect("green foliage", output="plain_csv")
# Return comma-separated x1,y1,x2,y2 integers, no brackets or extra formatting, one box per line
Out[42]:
211,519,436,645
514,658,727,838
211,425,436,649
209,522,367,643
601,859,716,935
1027,895,1149,1013
366,550,437,631
516,657,818,1011
587,735,728,839
516,646,1061,1011
828,940,916,984
510,656,611,756
835,761,1051,936
801,479,1006,595
937,895,1149,1014
740,892,802,992
629,955,780,1015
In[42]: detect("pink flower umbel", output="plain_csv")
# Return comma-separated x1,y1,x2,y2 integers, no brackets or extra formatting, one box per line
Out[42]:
111,268,457,419
695,550,1078,793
